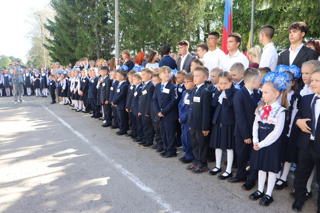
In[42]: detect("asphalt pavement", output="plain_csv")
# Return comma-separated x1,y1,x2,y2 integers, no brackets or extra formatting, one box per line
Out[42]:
0,96,317,213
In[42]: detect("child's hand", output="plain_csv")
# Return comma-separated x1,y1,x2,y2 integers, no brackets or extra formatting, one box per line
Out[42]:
202,130,209,136
138,112,141,116
62,90,64,93
296,118,312,134
178,118,180,123
253,143,260,151
244,138,252,144
126,108,129,112
158,112,164,117
217,85,221,91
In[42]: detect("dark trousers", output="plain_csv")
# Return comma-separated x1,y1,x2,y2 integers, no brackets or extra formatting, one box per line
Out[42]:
153,121,163,148
112,106,118,126
294,141,320,207
190,128,209,167
117,109,128,133
83,92,89,111
142,115,154,144
134,114,144,138
103,103,112,124
181,123,194,160
89,98,98,117
235,136,257,180
128,111,135,134
159,120,177,154
50,89,56,102
176,122,182,145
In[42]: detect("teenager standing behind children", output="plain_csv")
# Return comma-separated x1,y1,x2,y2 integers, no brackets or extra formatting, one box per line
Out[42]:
249,72,290,206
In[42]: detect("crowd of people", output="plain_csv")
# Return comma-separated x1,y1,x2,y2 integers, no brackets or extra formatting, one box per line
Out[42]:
1,21,320,212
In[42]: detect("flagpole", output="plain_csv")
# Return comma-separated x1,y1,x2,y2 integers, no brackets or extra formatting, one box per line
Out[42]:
231,0,233,33
250,0,254,48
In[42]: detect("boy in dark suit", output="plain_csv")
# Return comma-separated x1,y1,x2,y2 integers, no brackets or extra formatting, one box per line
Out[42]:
153,66,179,157
109,70,119,129
138,68,155,146
230,62,245,89
150,73,163,151
158,45,177,69
125,70,137,137
100,66,112,127
175,70,186,147
187,66,212,173
228,68,261,191
79,69,90,113
48,75,56,104
88,69,99,118
131,72,144,142
292,68,320,212
112,70,128,135
178,73,195,163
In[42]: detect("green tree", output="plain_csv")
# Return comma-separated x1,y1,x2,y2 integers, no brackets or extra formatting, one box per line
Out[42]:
0,56,13,69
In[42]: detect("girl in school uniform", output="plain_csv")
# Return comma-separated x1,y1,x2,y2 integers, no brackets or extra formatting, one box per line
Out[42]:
68,71,75,107
61,71,69,105
3,69,11,97
40,69,48,97
24,69,32,96
0,69,4,97
72,70,81,110
209,71,238,180
249,72,291,206
33,70,41,97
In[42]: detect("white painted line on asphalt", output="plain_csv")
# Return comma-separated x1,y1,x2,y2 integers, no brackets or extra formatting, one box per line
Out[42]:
42,105,179,213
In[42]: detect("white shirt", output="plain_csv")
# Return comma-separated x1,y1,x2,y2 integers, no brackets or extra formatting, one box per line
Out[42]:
203,47,226,80
220,50,249,72
246,86,253,96
179,53,189,71
289,44,304,65
146,63,159,69
311,94,320,140
300,84,313,96
252,101,286,148
259,42,278,71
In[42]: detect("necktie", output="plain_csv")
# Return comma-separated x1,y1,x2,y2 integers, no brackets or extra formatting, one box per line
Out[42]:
261,105,272,121
161,84,164,93
311,96,320,137
142,83,146,89
251,92,255,103
117,83,120,89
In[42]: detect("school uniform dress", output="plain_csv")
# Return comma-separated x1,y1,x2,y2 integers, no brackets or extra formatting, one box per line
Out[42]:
4,74,11,88
187,84,212,167
24,73,31,88
73,77,80,99
40,74,48,89
293,94,320,207
138,81,155,145
33,74,41,89
251,101,286,173
210,86,238,150
233,86,261,180
68,77,73,99
62,78,68,97
131,84,144,139
153,81,179,155
178,90,194,160
113,81,128,133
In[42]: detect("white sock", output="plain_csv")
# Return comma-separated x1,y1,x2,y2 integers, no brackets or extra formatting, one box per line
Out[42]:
0,89,2,97
79,101,83,110
258,170,266,193
279,161,291,182
27,88,31,96
266,172,277,197
306,166,315,193
75,100,79,109
215,149,222,170
276,170,281,179
226,149,234,174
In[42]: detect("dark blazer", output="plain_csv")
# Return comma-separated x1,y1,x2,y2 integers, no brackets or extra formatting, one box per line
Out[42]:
159,55,177,69
177,54,195,73
100,75,112,102
187,84,211,131
152,82,179,122
233,87,261,139
178,90,191,124
131,84,143,116
177,84,186,101
212,86,238,125
126,83,135,110
88,77,98,99
294,94,320,152
113,81,128,110
109,80,119,102
80,77,89,94
49,80,56,91
138,81,154,116
277,45,318,69
121,60,134,71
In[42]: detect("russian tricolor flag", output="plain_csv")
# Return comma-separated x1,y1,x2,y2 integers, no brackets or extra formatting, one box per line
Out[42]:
221,0,232,55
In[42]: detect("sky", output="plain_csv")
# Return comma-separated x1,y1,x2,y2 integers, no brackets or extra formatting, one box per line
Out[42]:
0,0,51,63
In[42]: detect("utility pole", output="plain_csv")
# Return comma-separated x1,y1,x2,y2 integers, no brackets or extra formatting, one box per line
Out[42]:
115,0,119,63
251,0,254,48
37,12,47,68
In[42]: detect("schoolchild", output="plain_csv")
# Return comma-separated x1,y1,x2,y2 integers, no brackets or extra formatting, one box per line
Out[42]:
230,62,245,89
24,69,32,96
125,70,137,137
48,75,56,104
131,72,144,142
